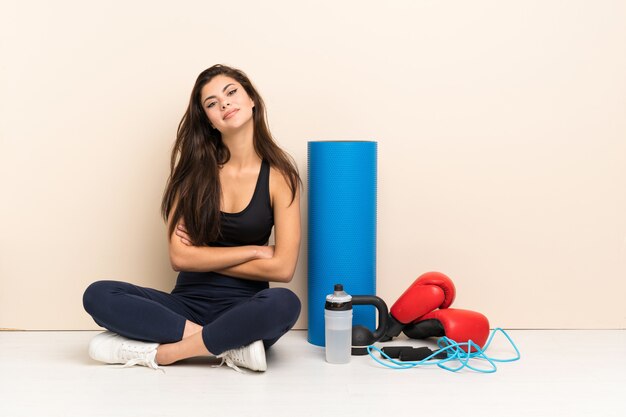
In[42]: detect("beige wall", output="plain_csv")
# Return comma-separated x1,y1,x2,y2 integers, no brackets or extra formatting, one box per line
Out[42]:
1,0,625,330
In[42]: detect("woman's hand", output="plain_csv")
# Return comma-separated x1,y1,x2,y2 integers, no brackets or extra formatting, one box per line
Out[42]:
205,169,300,282
175,223,193,246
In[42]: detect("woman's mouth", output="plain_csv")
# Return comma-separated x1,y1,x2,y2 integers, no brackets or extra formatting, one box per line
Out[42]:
223,109,238,120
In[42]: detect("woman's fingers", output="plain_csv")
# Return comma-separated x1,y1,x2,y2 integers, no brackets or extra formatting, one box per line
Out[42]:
175,225,192,246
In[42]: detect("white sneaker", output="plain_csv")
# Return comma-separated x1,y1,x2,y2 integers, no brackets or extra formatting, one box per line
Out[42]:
217,340,267,372
88,331,161,371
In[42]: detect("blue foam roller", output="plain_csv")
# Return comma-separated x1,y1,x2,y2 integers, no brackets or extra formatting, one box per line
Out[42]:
307,141,377,346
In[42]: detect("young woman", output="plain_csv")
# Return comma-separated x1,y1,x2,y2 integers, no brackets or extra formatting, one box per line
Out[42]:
82,64,302,372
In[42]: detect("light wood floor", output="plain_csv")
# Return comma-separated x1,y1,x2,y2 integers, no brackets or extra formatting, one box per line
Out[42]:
0,330,624,417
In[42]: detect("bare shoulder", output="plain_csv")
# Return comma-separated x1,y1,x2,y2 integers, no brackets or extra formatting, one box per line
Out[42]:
269,166,299,209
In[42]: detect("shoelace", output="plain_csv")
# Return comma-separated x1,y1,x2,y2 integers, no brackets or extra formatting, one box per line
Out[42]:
121,357,163,372
215,348,247,373
116,342,164,372
216,356,245,373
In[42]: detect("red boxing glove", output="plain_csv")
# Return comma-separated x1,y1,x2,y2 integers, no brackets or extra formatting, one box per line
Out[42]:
391,271,456,323
403,308,490,349
384,272,456,340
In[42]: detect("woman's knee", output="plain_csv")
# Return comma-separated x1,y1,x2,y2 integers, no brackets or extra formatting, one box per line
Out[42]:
265,287,301,324
82,280,119,315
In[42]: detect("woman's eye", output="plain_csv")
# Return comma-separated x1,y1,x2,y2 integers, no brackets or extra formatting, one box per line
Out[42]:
207,102,216,108
227,88,237,96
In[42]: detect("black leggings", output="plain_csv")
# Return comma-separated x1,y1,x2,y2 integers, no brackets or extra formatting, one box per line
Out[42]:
82,277,301,355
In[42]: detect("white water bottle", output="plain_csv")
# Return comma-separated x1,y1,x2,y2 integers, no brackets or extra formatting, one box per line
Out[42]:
325,284,353,364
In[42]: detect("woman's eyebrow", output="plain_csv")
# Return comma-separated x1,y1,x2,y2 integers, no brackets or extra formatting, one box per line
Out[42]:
203,83,235,104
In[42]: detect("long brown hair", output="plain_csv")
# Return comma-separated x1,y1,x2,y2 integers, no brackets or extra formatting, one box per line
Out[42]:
161,64,300,245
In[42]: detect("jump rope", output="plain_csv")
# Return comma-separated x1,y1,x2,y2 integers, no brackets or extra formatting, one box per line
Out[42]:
366,328,520,373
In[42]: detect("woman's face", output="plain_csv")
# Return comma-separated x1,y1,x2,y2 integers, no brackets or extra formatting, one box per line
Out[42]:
200,75,255,134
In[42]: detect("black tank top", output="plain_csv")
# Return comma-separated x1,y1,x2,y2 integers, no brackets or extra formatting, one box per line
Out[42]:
212,159,274,247
174,159,273,294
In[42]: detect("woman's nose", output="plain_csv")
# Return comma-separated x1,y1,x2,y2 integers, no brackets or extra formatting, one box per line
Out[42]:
221,102,230,109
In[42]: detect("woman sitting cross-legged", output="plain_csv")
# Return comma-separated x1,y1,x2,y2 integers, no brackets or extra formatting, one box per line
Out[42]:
82,64,302,372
